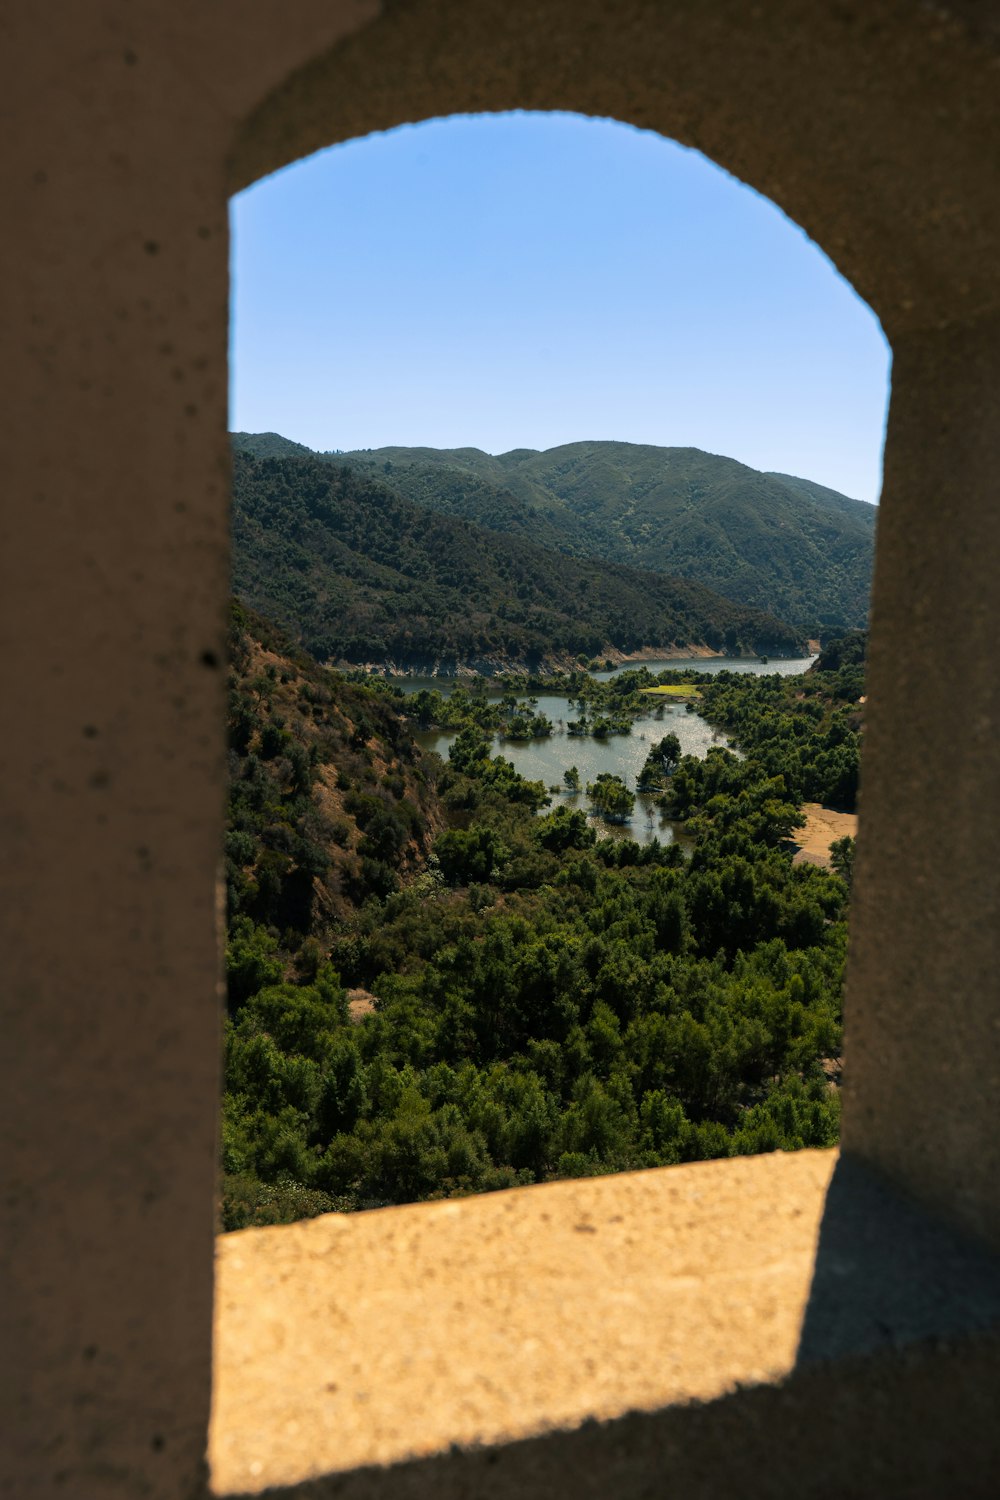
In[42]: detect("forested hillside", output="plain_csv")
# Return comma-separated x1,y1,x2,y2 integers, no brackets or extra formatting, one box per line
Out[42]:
231,448,805,670
232,434,877,632
221,607,859,1230
225,601,444,929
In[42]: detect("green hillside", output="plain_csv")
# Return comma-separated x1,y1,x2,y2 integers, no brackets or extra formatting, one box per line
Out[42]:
232,430,315,461
323,439,877,631
221,606,855,1228
231,448,805,670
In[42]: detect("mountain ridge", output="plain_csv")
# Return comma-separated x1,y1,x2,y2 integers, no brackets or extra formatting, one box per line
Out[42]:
230,446,806,670
232,433,875,631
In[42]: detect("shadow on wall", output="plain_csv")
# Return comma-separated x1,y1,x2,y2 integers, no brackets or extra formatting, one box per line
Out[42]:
219,1159,1000,1500
795,1154,1000,1366
222,1346,1000,1500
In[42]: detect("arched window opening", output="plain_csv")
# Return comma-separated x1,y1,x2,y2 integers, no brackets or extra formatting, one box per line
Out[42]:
220,111,888,1235
11,8,1000,1500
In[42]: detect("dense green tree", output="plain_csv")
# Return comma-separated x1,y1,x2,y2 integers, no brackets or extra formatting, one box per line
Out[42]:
586,773,635,822
830,835,856,890
637,732,682,790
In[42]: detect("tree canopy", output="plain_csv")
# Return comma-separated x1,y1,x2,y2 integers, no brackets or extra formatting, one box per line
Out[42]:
220,608,859,1230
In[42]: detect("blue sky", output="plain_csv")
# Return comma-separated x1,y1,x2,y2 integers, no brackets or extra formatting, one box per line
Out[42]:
230,112,890,504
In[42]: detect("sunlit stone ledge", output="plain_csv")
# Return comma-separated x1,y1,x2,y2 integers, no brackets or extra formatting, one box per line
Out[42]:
210,1150,837,1493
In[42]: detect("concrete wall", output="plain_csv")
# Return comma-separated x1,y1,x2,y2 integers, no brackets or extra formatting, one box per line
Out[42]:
2,3,998,1497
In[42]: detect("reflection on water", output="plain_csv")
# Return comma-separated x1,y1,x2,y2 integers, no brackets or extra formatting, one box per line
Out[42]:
414,699,731,848
373,657,815,848
590,654,817,680
387,655,816,699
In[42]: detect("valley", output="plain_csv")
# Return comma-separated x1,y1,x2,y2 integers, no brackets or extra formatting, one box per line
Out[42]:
390,654,815,847
221,576,862,1229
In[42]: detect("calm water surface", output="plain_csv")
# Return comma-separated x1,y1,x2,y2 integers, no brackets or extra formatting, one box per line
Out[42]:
412,701,727,848
389,656,816,697
591,655,817,680
372,656,815,847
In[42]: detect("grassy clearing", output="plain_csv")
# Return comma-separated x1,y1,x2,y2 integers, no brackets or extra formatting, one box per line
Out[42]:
640,684,703,699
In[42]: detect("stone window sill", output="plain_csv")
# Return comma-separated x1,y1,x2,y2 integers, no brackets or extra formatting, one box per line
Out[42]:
211,1150,840,1492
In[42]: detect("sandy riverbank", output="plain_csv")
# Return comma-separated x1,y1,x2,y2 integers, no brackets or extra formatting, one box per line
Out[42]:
596,643,726,665
791,804,858,868
338,646,727,678
339,643,779,678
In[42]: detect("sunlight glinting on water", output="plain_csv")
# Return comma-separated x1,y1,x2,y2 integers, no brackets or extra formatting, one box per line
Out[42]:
396,656,815,846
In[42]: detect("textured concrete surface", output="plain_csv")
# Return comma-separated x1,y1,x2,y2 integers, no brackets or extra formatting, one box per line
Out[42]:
216,1331,1000,1500
843,315,1000,1248
1,10,380,1497
211,1150,1000,1497
3,3,1000,1497
231,0,1000,338
211,1152,832,1490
